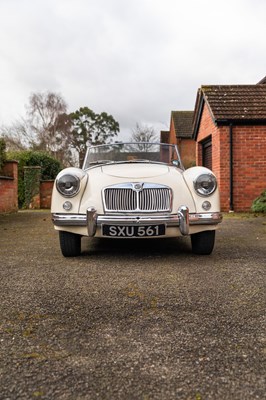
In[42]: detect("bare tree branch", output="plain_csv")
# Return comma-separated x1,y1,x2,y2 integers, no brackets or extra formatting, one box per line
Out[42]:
129,123,159,151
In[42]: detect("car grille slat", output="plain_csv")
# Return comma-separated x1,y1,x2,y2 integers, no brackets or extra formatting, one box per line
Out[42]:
104,185,171,212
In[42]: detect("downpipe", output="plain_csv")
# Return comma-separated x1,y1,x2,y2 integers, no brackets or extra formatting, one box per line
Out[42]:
229,123,234,211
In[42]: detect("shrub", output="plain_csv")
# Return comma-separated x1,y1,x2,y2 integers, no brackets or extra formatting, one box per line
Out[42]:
251,190,266,213
0,138,6,172
7,150,61,208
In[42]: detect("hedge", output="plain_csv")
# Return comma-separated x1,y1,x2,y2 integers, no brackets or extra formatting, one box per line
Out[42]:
7,150,61,208
0,138,6,172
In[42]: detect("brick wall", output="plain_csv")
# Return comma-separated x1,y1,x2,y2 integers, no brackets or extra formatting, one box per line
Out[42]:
0,161,18,213
40,180,54,209
169,120,177,145
177,138,196,168
196,103,266,211
169,117,196,168
0,162,54,212
232,125,266,211
22,180,54,210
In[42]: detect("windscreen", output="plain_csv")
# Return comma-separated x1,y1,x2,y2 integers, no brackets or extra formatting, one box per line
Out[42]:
83,142,183,169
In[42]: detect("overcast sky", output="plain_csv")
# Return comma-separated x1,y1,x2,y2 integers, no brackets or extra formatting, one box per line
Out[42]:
0,0,265,140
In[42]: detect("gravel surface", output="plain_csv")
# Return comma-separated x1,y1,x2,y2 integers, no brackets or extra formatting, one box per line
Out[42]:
0,211,265,400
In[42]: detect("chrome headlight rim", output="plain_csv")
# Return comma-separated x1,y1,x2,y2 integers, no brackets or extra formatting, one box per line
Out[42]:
56,173,80,197
193,173,217,197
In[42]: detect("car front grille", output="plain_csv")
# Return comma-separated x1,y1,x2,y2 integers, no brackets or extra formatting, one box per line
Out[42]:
103,183,172,212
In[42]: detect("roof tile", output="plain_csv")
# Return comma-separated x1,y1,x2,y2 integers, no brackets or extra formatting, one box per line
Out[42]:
171,111,194,138
201,85,266,121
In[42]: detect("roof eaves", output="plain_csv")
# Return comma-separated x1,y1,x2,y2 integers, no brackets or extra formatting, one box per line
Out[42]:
257,76,266,84
192,92,203,140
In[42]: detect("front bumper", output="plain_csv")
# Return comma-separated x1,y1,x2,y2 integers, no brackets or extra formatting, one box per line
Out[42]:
52,206,223,237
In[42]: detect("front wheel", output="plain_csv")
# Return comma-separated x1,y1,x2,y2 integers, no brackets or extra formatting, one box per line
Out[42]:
59,231,81,257
191,230,215,255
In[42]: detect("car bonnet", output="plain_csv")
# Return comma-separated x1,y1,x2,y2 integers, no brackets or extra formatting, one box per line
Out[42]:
101,163,170,178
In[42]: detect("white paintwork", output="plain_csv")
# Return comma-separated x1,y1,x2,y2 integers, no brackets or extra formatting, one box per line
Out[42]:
51,160,221,238
101,163,169,178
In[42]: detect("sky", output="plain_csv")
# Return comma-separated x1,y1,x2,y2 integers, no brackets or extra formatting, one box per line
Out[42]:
0,0,265,141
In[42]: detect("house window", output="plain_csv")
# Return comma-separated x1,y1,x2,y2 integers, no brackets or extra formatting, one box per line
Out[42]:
202,137,212,170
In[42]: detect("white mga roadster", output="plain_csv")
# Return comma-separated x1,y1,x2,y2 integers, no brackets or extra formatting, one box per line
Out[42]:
51,142,222,256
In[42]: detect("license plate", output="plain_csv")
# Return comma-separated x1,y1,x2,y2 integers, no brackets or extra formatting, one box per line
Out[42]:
102,224,165,237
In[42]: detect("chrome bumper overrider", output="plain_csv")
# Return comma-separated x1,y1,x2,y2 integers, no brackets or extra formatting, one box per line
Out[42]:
52,206,223,237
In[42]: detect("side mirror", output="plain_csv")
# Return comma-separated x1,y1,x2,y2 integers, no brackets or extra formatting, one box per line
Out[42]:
172,159,180,167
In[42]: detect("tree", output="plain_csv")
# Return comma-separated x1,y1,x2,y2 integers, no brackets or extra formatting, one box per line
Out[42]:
129,123,159,151
27,91,67,146
1,119,31,151
27,92,73,163
69,107,120,167
130,123,159,142
1,91,74,166
46,112,74,167
1,93,120,168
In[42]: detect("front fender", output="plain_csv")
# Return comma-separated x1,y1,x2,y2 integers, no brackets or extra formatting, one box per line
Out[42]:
183,167,221,213
51,168,88,213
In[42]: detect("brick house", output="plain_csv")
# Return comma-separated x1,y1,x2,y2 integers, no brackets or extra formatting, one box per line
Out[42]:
192,82,266,212
161,111,196,168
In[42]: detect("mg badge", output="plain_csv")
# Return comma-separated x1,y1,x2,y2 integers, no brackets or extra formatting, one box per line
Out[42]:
133,183,143,191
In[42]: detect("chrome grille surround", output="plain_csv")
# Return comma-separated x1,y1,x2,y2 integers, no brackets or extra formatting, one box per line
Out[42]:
103,183,172,213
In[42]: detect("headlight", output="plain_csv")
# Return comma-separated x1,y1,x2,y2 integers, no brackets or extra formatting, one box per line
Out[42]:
194,173,217,196
56,174,80,197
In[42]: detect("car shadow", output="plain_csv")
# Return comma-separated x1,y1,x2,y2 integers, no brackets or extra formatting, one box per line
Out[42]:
81,236,192,258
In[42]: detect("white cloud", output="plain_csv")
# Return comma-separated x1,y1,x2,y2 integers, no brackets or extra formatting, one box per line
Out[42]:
0,0,265,138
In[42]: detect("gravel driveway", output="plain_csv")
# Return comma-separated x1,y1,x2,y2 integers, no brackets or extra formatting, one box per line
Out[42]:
0,211,265,400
